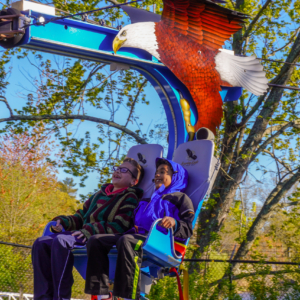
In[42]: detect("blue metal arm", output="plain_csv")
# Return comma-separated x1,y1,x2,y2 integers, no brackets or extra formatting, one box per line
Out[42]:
142,219,182,268
42,221,65,236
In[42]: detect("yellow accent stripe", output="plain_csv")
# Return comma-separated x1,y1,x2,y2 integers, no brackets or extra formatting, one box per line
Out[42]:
175,241,187,248
183,269,189,300
132,256,139,299
179,265,189,300
134,240,143,251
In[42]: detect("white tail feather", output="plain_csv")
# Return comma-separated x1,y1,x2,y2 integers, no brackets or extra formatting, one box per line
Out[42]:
215,49,268,96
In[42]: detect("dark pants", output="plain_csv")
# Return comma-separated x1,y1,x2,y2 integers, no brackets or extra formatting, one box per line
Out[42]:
85,234,146,300
32,232,85,300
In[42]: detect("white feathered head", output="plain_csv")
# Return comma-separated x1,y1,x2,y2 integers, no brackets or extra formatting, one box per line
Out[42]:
112,22,160,60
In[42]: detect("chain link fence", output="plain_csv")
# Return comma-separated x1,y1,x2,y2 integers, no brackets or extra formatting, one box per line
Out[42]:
1,242,300,300
179,258,300,300
0,243,87,300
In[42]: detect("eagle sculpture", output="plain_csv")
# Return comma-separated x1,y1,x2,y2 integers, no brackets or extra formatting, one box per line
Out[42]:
112,0,268,134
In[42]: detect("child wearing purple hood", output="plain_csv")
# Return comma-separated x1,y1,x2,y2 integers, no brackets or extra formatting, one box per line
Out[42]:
85,158,194,300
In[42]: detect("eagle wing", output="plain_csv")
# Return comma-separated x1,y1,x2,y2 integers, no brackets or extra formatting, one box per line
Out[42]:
215,49,268,96
161,0,248,50
156,0,267,133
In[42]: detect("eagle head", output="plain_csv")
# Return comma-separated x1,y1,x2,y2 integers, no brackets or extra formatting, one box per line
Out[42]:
112,22,160,60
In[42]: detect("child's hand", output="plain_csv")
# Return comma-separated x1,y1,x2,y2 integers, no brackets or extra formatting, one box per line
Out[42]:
159,217,176,229
51,220,63,233
72,231,87,243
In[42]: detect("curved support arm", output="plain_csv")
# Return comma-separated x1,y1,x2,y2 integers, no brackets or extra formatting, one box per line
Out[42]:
143,219,182,267
42,221,65,236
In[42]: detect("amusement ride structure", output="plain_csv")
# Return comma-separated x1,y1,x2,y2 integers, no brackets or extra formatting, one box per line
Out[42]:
0,0,268,299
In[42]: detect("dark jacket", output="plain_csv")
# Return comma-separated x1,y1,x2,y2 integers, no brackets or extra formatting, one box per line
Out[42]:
53,184,143,239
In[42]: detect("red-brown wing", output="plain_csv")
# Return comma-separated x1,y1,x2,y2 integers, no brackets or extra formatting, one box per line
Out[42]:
161,0,247,50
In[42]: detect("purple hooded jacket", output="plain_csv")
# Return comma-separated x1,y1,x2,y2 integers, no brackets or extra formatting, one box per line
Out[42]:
133,158,194,240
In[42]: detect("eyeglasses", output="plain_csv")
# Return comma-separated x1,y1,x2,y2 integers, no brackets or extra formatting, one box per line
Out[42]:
112,166,136,178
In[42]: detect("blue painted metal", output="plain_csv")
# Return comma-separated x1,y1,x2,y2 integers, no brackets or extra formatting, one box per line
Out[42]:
42,221,58,236
142,219,181,268
222,86,242,102
15,10,241,158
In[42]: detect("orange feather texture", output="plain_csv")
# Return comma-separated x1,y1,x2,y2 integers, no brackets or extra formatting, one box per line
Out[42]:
156,0,247,134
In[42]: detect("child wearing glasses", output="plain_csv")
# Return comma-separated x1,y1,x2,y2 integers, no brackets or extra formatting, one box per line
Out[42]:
85,158,194,300
31,158,144,300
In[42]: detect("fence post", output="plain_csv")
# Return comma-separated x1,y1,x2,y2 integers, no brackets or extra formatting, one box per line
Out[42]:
19,284,24,300
229,245,236,295
229,262,233,288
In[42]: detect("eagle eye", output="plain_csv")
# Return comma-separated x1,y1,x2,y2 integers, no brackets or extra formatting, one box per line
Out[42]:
121,30,127,37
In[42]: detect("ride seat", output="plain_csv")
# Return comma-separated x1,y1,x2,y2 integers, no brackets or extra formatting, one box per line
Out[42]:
126,144,164,198
142,140,220,265
172,139,219,227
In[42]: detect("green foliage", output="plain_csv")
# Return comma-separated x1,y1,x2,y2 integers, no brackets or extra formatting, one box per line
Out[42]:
149,260,300,300
0,246,32,293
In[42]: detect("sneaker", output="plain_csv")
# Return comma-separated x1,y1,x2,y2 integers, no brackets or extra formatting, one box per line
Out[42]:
94,294,114,300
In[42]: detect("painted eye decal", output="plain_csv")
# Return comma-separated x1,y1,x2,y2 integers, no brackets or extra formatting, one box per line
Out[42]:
121,30,127,37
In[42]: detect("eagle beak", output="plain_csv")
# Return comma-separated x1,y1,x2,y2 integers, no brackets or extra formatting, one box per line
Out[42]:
113,36,126,54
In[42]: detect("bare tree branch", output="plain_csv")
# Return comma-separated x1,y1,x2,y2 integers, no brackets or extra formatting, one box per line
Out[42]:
79,64,106,91
105,0,121,5
251,121,294,162
263,120,300,136
242,0,273,42
0,114,147,144
124,79,148,127
0,96,13,116
278,200,300,208
262,149,292,172
234,127,245,159
240,94,266,128
266,26,300,57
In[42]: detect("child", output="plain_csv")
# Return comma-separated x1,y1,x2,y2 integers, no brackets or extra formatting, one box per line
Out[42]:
32,158,144,300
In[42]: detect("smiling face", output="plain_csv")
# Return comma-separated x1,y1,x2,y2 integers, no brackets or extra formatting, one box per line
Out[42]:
154,164,173,190
112,161,138,190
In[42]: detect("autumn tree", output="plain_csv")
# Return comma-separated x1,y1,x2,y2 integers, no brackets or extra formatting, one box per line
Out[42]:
0,129,79,245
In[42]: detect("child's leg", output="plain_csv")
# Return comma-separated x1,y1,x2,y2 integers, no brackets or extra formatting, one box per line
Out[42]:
32,235,55,300
85,234,121,296
113,234,146,300
50,233,79,300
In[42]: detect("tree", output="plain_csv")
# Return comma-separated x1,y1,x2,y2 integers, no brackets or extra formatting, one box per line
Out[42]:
59,177,78,198
0,129,79,245
191,0,300,266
